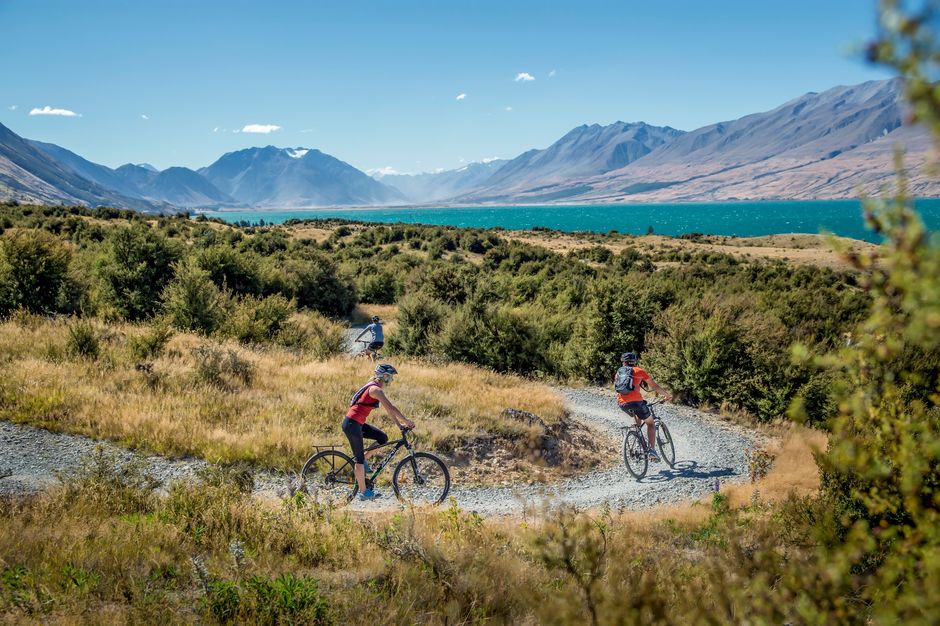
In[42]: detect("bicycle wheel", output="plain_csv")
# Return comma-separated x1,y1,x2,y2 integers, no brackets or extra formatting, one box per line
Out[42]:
657,423,676,468
301,450,358,506
622,430,648,479
392,452,450,505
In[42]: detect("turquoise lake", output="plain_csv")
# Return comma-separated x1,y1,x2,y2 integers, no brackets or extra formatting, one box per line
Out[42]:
201,199,940,243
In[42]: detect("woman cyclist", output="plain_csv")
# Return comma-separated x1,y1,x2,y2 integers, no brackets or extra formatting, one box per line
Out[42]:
343,363,414,500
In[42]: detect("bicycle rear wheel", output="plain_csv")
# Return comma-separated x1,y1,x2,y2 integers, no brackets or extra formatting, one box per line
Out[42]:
301,450,358,506
392,452,451,505
623,430,648,479
657,423,676,468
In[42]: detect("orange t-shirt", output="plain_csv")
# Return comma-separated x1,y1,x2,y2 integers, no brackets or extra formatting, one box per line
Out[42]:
616,366,651,404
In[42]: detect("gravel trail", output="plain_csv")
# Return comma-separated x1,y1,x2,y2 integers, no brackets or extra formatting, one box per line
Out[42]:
0,386,754,516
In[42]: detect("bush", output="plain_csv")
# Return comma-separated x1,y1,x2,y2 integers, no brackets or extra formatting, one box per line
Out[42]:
162,257,229,335
561,282,656,383
387,292,448,356
95,224,180,320
128,324,174,360
357,270,399,304
275,256,355,317
0,229,73,315
191,344,254,389
223,294,295,345
65,319,100,360
436,299,543,373
275,312,347,357
196,245,262,296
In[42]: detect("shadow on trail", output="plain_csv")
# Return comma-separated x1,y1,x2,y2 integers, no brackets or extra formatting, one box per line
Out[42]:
638,460,740,484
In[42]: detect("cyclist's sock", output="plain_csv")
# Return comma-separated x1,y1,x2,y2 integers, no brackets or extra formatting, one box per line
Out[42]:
363,461,372,474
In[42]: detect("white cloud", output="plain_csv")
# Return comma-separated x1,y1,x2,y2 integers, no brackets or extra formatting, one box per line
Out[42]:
300,128,314,133
505,106,513,112
287,149,309,159
241,123,281,134
367,166,402,177
213,127,220,133
456,93,467,101
29,106,80,117
515,72,535,82
141,114,149,120
7,105,17,111
548,69,557,78
481,156,503,163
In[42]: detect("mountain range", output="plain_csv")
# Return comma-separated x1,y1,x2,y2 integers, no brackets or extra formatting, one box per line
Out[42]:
1,78,936,212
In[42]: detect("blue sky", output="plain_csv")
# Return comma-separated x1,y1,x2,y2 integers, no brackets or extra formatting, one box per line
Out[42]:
0,0,891,173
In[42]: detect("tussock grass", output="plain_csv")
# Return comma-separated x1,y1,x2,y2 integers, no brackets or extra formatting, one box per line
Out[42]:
0,317,566,474
0,454,826,624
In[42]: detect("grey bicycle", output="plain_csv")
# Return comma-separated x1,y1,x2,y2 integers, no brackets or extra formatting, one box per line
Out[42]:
621,400,676,479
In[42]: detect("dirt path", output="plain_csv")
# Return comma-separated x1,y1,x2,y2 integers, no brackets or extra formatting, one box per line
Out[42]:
1,365,754,517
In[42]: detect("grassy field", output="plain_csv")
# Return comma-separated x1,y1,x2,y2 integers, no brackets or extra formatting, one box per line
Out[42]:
0,435,823,625
0,315,599,484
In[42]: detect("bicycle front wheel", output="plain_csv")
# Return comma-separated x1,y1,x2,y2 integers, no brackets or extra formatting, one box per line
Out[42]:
392,452,451,505
623,430,648,479
657,423,676,468
301,450,358,506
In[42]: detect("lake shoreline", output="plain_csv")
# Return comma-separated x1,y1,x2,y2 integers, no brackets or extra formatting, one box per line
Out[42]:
198,198,940,244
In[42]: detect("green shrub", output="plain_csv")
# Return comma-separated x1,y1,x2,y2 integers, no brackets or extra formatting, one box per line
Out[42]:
561,282,656,383
436,299,543,373
275,312,347,357
162,258,229,335
357,269,399,304
129,323,174,360
65,319,100,360
0,229,73,315
196,245,262,296
223,294,295,344
274,256,355,316
191,344,254,389
95,224,181,320
387,292,448,356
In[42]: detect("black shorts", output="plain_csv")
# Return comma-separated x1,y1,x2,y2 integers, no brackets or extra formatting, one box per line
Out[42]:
619,400,651,420
368,341,384,351
342,417,388,464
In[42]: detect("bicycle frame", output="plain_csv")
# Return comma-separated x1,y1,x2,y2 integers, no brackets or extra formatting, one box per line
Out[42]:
620,401,665,450
331,428,415,484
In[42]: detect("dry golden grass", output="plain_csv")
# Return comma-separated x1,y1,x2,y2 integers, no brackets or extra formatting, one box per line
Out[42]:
619,423,827,527
0,318,566,477
507,229,876,269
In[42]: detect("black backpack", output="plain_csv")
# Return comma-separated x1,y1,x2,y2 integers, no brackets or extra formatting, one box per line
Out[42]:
614,366,634,393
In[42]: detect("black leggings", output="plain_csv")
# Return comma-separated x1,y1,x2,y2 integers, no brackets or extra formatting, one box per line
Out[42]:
342,417,388,464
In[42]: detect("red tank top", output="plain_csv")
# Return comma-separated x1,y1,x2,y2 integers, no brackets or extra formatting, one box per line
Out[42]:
346,381,381,424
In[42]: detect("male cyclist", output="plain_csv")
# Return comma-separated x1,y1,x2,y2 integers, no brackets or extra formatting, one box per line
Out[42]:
615,352,672,461
354,315,384,361
343,363,414,500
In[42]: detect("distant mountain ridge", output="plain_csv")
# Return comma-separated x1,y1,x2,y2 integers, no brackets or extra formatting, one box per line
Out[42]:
200,146,404,207
463,121,685,202
1,77,937,211
0,125,168,211
374,160,507,202
457,78,932,203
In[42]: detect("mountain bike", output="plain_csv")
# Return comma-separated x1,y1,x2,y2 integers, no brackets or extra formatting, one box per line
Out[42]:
301,427,450,506
621,400,676,479
354,339,381,362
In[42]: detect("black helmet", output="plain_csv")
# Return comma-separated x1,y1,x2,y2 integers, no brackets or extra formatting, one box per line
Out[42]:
371,315,380,323
374,363,397,383
621,352,638,365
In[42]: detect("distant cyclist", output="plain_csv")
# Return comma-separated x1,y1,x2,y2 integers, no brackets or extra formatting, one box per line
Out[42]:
615,352,672,461
354,315,384,361
343,363,414,500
